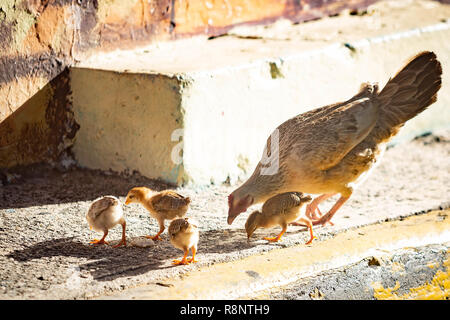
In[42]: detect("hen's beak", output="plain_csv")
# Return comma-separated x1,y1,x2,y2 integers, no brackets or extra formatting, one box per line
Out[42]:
227,194,253,225
227,206,245,225
227,214,236,225
124,198,130,205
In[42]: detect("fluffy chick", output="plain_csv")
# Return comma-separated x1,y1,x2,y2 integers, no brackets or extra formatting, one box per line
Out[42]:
86,196,127,247
168,217,199,265
125,187,190,240
245,192,314,244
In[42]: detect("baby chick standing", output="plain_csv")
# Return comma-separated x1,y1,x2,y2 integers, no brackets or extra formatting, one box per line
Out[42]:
86,195,127,247
125,187,190,240
168,217,200,265
245,192,315,244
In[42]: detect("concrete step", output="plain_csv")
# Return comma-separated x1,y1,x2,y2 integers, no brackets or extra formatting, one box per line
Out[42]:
71,0,450,185
0,131,448,300
97,209,450,300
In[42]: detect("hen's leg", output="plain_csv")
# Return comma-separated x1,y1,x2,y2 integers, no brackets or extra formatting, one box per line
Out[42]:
306,193,335,220
313,195,349,226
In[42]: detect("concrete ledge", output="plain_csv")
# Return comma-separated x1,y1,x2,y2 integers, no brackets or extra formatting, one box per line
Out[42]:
70,70,186,183
71,0,450,185
0,133,448,299
258,242,450,300
97,209,450,300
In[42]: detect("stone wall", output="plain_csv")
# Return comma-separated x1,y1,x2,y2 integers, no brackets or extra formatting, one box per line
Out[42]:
0,0,378,170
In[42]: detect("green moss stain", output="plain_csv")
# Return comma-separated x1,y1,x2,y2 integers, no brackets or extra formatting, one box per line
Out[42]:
1,0,37,52
269,61,284,79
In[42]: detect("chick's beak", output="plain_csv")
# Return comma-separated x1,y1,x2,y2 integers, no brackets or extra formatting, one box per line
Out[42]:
124,197,131,205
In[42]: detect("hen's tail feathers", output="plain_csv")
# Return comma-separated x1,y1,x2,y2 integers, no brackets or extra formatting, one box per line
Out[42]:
376,51,442,141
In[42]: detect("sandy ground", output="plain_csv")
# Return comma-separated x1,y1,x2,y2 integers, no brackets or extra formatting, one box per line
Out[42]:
0,130,449,299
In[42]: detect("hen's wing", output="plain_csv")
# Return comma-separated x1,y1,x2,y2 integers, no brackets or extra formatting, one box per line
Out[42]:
294,83,378,124
281,95,379,171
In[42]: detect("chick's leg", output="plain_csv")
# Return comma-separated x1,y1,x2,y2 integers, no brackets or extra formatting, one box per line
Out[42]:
290,193,335,226
313,195,349,226
146,221,164,241
296,218,316,245
264,224,287,242
90,230,109,245
187,246,198,263
113,221,127,248
173,250,190,265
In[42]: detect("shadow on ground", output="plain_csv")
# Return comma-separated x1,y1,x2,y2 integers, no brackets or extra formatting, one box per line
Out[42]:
5,228,266,282
0,164,173,209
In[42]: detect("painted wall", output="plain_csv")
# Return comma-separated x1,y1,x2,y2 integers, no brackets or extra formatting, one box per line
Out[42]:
1,0,377,121
0,0,377,170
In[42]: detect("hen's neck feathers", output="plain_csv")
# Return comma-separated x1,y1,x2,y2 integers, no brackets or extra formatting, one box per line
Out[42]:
236,162,287,204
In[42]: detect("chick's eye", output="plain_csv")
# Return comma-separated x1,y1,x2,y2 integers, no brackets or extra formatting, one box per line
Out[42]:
129,195,134,199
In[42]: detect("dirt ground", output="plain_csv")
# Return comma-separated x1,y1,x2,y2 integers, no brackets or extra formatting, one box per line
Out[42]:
0,130,449,299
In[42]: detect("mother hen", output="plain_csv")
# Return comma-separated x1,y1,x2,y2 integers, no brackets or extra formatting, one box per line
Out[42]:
228,51,442,226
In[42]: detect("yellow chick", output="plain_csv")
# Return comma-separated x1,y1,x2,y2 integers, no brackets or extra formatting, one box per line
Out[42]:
168,217,199,265
86,196,127,247
245,192,315,244
125,187,190,241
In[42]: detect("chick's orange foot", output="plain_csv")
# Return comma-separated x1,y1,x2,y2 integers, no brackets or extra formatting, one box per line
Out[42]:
305,235,317,245
172,258,190,265
146,234,163,241
89,238,109,245
263,236,282,242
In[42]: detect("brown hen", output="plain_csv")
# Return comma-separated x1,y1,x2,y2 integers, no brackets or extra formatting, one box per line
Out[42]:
228,51,442,226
